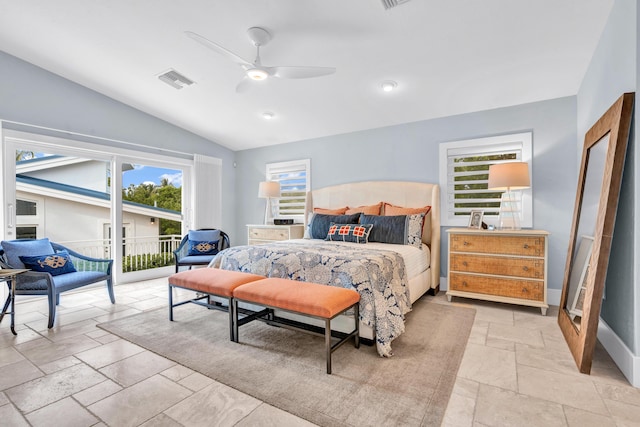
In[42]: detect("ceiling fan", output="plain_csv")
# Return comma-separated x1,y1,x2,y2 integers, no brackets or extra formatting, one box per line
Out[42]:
185,27,336,93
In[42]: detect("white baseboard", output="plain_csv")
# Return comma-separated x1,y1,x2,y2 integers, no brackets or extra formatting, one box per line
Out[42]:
598,318,640,387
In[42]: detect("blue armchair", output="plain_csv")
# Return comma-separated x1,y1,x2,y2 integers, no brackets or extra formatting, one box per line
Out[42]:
173,229,230,273
0,238,114,331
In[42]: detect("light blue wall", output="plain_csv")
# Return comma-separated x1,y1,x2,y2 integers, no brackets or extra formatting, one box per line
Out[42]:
0,50,237,235
235,96,578,294
576,0,637,354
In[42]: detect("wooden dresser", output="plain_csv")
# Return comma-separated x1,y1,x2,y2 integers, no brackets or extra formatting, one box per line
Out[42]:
446,228,549,315
246,224,305,245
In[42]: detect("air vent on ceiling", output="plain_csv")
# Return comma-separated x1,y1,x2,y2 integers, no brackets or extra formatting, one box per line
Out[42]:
157,69,195,89
381,0,411,10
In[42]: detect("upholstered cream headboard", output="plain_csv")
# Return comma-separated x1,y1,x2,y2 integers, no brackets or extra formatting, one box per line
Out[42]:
304,181,440,288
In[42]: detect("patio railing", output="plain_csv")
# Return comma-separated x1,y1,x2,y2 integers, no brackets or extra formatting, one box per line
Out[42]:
58,235,183,272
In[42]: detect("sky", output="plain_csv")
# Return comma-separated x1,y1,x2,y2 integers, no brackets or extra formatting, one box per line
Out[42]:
122,165,182,188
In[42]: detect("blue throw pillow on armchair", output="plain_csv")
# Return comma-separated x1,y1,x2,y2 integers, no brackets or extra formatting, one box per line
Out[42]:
187,230,221,256
1,238,55,269
20,250,77,276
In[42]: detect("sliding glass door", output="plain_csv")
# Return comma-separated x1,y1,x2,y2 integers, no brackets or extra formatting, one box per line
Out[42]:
2,127,195,284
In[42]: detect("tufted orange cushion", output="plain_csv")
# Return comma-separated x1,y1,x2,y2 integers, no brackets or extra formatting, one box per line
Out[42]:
314,207,348,215
345,202,382,215
169,268,266,297
234,278,360,319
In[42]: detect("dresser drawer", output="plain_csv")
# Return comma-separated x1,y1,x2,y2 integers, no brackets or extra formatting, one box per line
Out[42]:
449,273,544,302
450,253,544,279
248,227,290,241
450,234,545,257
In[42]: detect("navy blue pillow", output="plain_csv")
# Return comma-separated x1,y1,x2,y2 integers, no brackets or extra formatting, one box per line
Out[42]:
309,213,361,239
360,214,425,248
19,250,77,276
188,240,219,256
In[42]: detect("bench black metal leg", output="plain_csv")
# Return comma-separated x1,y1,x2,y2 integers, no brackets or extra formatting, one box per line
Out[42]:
169,284,175,321
326,318,332,374
232,299,239,343
228,297,234,341
354,303,360,349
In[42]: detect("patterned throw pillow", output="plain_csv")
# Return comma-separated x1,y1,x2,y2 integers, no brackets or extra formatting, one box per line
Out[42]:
360,213,426,249
309,213,361,239
326,223,373,244
187,230,221,256
188,240,219,256
19,250,77,276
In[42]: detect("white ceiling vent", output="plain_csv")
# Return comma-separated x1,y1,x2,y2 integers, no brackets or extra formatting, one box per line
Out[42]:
157,69,195,89
381,0,411,10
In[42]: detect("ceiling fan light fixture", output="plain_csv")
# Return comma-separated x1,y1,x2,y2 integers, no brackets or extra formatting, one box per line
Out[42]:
381,80,397,92
262,111,275,120
247,68,269,81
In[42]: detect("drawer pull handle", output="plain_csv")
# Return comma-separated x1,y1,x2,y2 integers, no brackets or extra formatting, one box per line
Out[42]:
463,241,469,246
523,266,529,271
523,244,529,249
462,281,468,287
462,261,468,267
522,288,529,293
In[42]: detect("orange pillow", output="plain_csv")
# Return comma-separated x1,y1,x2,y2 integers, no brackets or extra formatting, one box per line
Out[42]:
314,207,348,215
383,203,431,216
345,202,382,215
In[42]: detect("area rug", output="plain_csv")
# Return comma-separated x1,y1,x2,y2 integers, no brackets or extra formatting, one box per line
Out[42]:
98,297,475,426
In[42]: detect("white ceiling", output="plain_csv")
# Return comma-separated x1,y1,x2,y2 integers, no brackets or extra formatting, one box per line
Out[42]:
0,1,614,151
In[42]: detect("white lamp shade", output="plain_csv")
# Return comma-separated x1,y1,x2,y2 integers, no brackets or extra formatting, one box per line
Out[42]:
488,162,530,190
258,181,280,198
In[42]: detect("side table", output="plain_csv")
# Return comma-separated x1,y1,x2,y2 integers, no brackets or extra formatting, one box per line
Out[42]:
0,269,30,335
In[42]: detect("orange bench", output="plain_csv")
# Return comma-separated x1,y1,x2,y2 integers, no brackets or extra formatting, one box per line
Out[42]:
168,268,265,340
233,278,360,374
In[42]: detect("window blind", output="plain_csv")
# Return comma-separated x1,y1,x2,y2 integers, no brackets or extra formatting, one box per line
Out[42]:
266,159,310,218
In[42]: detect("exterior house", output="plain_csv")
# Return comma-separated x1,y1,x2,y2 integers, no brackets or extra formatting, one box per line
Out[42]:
15,155,181,258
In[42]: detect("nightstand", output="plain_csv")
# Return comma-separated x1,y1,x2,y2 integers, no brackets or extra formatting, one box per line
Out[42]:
446,228,549,315
246,224,305,245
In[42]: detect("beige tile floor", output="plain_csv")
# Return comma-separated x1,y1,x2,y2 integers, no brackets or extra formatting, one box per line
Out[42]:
0,277,638,426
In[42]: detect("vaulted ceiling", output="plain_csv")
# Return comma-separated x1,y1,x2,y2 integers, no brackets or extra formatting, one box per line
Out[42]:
0,1,614,150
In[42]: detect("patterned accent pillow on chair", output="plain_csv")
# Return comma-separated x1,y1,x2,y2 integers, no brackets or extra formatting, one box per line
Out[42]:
187,230,221,256
188,240,219,255
19,250,77,276
325,223,373,244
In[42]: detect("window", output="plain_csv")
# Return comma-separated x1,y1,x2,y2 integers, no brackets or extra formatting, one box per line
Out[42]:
16,199,36,215
439,132,532,227
266,159,311,222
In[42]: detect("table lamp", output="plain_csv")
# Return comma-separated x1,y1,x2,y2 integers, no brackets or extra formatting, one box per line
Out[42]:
258,181,280,224
488,162,530,230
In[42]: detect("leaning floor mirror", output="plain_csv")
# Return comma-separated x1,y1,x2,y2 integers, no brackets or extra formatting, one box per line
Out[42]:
558,92,634,374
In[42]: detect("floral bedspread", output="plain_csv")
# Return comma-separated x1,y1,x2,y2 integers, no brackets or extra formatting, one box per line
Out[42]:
210,240,411,357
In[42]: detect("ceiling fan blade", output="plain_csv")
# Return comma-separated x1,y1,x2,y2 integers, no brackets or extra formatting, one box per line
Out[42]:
235,77,252,94
271,66,336,79
185,31,253,67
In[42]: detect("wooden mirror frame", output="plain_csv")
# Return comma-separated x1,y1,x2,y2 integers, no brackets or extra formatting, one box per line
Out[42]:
558,92,634,373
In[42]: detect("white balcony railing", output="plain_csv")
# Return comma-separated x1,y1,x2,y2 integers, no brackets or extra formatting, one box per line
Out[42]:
58,235,183,272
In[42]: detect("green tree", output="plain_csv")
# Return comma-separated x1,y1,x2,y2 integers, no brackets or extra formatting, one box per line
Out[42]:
122,180,182,235
16,150,35,161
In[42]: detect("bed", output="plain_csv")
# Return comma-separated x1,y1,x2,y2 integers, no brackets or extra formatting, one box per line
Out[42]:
211,181,440,356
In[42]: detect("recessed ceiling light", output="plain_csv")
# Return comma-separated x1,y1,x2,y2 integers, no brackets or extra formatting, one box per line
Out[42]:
262,111,275,120
381,80,397,92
